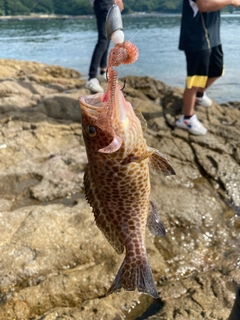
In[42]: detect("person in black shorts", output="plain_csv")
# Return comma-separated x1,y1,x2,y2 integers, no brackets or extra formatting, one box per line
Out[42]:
176,0,240,135
85,0,124,93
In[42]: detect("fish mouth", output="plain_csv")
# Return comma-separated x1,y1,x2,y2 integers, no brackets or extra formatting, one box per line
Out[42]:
79,92,105,118
79,91,123,154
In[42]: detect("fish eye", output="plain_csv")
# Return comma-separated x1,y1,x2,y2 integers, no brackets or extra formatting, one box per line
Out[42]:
85,125,97,137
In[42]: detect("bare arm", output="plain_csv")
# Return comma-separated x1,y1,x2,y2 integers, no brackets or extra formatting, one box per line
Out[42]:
196,0,240,12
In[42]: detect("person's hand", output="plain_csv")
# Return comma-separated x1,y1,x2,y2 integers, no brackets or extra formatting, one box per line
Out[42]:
114,0,124,12
232,0,240,8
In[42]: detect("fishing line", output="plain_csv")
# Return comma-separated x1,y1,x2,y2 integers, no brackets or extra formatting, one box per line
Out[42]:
121,79,126,91
128,29,140,42
25,0,41,15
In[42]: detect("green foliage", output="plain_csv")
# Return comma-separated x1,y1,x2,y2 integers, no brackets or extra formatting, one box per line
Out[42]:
30,0,54,14
72,0,93,15
0,0,182,16
53,0,92,15
0,0,233,16
124,0,182,13
156,0,182,12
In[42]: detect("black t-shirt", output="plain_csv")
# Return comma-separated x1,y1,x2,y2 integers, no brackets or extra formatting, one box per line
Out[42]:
94,0,113,6
179,0,221,52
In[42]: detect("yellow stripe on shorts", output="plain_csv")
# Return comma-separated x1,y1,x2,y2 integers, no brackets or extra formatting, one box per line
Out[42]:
186,75,208,89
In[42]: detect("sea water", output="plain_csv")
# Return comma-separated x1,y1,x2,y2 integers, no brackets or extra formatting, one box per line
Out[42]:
0,13,239,103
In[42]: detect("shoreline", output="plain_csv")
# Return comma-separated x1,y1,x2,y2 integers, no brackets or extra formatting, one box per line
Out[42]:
0,14,92,21
0,11,238,21
0,12,183,21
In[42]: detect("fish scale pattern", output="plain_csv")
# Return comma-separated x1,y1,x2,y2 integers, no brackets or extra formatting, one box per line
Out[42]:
79,40,175,298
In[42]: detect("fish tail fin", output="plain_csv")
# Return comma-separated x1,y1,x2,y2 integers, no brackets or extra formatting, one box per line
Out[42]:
107,253,158,299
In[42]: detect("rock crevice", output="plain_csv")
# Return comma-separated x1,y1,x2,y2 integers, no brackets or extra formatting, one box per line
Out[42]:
0,59,239,319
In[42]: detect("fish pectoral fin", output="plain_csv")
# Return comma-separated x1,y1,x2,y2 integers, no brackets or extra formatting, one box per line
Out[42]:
147,200,166,237
148,147,176,176
98,133,122,153
121,151,153,165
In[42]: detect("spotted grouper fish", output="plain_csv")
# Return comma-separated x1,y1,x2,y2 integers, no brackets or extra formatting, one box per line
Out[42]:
79,39,175,298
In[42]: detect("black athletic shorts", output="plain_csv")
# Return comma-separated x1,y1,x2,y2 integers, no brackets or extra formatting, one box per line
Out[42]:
185,44,224,89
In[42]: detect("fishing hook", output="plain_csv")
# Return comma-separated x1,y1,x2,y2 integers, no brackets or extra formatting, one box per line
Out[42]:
121,79,126,91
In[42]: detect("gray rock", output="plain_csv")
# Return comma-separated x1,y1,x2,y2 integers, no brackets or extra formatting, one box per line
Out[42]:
0,61,239,319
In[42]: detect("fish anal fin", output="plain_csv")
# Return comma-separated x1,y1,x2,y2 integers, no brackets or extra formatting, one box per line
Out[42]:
107,254,158,299
148,147,176,176
147,200,166,237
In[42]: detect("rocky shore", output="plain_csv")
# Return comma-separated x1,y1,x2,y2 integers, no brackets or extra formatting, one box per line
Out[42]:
0,58,239,320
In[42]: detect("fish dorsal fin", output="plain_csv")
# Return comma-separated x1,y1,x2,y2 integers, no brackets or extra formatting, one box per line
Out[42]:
84,165,124,254
147,200,166,237
148,147,176,176
134,109,147,131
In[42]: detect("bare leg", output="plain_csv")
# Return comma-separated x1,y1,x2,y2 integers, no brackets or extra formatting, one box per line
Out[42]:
197,76,219,93
183,86,198,116
183,76,220,115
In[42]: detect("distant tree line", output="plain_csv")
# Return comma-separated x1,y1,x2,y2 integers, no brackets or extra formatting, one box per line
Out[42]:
0,0,182,16
0,0,235,16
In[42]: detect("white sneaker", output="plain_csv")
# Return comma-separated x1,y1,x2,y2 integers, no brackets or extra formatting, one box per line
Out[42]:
85,78,104,93
196,92,212,107
176,114,207,135
97,72,107,82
